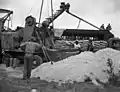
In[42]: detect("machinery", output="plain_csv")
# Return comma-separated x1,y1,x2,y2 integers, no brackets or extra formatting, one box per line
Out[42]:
33,2,114,52
0,9,13,63
1,2,120,68
1,2,73,68
0,9,13,32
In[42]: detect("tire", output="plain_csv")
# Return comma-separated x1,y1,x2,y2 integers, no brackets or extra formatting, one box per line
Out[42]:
32,55,43,69
2,54,12,67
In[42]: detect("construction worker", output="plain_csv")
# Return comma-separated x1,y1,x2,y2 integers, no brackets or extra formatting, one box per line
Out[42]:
19,37,43,80
106,23,112,31
0,21,3,64
43,26,55,49
74,40,80,48
87,39,93,51
100,24,105,30
74,40,81,53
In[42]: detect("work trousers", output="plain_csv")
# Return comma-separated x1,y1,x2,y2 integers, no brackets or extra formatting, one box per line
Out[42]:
23,54,34,79
0,40,2,64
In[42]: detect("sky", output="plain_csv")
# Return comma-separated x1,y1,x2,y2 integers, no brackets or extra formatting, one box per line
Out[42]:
0,0,120,37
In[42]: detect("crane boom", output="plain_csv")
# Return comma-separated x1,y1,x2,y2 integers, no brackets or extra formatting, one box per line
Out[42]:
66,10,102,30
0,9,13,31
0,9,13,23
41,2,70,27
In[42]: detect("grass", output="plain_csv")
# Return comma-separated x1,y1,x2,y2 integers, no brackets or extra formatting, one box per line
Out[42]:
103,58,120,86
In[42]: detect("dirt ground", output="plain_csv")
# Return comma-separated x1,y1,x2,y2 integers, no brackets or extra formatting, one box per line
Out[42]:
1,69,120,92
1,49,120,92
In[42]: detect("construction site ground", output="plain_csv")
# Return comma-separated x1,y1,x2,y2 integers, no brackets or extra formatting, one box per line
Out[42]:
1,48,120,92
0,68,120,92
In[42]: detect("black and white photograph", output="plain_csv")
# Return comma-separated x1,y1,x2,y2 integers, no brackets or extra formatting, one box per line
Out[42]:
0,0,120,92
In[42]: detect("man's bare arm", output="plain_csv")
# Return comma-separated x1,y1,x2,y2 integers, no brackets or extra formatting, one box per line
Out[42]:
20,42,28,47
19,42,28,51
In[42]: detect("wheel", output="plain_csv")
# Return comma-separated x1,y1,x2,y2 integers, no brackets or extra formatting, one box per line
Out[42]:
32,55,43,69
2,53,12,67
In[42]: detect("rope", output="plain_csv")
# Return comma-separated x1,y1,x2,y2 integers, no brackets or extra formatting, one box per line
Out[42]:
38,0,44,27
51,0,54,27
47,0,50,17
77,19,81,29
38,0,55,48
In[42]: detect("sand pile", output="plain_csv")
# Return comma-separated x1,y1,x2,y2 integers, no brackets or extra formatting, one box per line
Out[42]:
31,48,120,84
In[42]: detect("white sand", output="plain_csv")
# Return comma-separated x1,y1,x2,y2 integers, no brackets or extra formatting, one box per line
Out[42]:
1,48,120,85
31,48,120,83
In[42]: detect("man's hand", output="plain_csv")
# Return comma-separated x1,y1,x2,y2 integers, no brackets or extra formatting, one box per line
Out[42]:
14,45,20,49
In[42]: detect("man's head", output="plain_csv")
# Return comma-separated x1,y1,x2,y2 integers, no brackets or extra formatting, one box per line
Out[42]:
25,15,36,26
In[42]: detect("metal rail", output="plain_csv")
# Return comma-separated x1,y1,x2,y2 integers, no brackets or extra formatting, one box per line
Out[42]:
66,10,102,30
